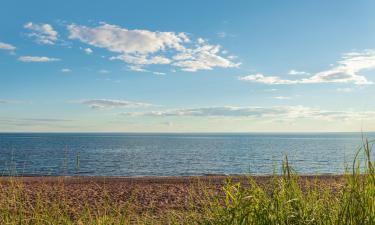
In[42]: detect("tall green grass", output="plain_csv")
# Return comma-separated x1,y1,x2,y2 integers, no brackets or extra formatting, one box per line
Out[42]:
0,140,373,224
188,139,374,225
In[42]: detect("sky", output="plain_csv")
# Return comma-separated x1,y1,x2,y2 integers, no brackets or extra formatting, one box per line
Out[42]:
1,0,375,132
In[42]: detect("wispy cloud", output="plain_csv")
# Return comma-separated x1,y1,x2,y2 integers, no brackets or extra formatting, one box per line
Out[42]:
84,47,93,54
128,65,149,72
67,23,239,72
121,105,375,122
288,69,310,75
24,22,58,45
172,41,240,71
0,41,16,51
98,69,110,74
61,68,71,72
273,96,291,100
111,54,171,65
239,50,375,85
217,31,236,39
240,73,298,85
79,99,152,109
153,72,166,75
18,56,60,62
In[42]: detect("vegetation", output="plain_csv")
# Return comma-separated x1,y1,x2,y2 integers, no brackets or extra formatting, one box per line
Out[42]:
0,140,373,224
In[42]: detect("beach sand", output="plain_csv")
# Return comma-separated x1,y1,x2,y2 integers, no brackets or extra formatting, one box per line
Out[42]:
0,175,344,216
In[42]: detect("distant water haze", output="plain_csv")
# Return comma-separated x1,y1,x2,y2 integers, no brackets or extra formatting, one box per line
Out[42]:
0,133,374,176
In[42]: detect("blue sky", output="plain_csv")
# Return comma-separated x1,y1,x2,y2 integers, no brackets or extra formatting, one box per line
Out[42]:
1,0,375,132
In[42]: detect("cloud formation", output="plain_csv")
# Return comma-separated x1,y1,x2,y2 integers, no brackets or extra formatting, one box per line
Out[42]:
172,41,239,71
0,41,16,51
80,99,152,109
273,96,291,100
153,72,166,75
240,50,375,85
288,69,309,75
67,23,239,72
24,22,58,45
84,48,93,54
18,56,60,62
127,65,148,72
122,105,375,122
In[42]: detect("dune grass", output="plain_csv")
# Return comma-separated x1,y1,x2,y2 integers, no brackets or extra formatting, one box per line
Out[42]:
0,140,373,224
189,143,374,225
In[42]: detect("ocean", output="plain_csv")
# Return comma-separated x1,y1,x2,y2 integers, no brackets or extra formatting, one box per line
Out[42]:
0,132,373,176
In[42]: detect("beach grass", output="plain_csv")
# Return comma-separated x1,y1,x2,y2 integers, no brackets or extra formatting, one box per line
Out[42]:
0,140,373,224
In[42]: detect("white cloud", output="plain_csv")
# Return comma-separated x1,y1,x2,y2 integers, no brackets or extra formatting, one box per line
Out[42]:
24,22,58,45
125,106,279,117
18,56,60,62
227,55,237,60
111,54,171,65
122,105,375,122
0,42,16,51
240,50,375,85
80,99,152,109
153,72,166,75
67,23,238,72
197,38,205,44
84,47,93,54
61,68,71,72
273,96,291,100
68,23,188,54
172,43,240,72
127,65,148,72
288,69,310,75
239,73,298,84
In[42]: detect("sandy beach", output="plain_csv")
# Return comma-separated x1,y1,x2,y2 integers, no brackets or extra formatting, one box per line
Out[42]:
0,175,344,215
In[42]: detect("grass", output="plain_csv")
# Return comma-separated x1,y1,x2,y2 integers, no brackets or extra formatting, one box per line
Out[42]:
0,140,373,224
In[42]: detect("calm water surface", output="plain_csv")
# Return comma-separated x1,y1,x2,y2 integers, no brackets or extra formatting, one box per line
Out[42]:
0,133,373,176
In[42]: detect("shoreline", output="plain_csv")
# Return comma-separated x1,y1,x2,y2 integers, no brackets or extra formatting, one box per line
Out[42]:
0,174,348,218
0,173,345,178
0,174,345,184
